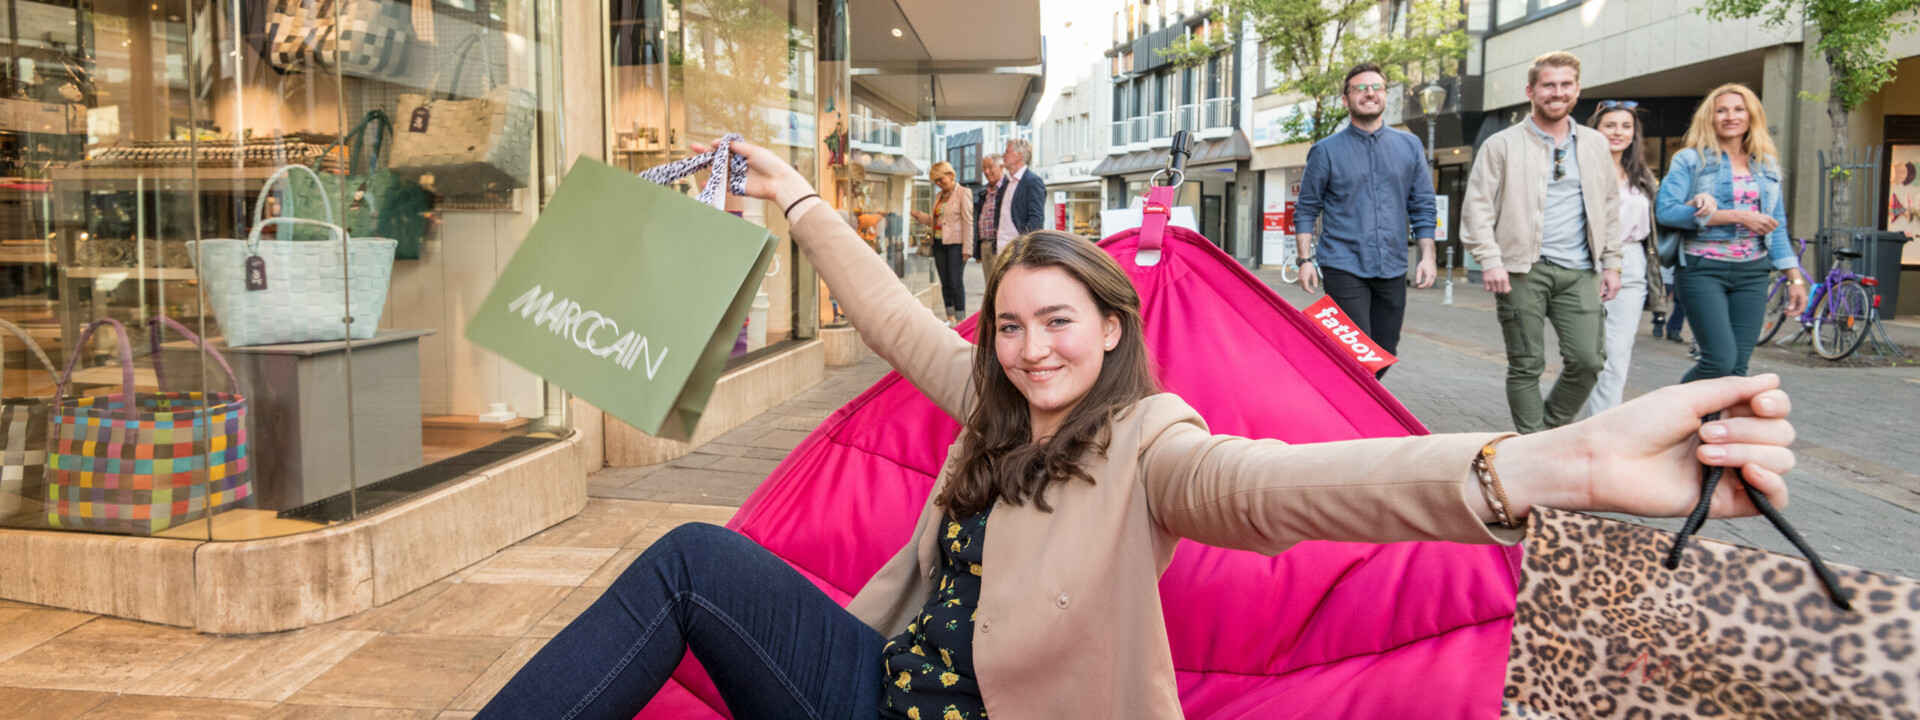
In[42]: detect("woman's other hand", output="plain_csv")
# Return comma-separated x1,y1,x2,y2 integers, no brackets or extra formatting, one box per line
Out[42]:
688,138,815,210
1499,375,1794,522
1688,193,1718,218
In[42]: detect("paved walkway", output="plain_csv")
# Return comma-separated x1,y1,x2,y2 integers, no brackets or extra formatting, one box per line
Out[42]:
3,258,1916,718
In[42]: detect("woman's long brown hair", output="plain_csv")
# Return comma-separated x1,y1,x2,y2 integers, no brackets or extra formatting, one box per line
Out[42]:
939,230,1161,518
1587,104,1658,201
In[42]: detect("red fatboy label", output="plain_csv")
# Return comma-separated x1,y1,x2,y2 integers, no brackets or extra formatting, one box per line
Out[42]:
1303,296,1399,371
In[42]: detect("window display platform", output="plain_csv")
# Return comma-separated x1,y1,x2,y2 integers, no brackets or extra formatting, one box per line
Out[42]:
0,431,591,634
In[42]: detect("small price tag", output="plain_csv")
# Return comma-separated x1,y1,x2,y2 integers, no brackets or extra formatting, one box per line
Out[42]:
245,255,268,291
409,105,431,133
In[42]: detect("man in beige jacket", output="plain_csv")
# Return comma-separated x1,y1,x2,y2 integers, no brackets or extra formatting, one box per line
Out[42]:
1461,51,1623,434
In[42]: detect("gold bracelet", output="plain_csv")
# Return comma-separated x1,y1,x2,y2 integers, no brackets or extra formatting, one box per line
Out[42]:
1471,436,1519,529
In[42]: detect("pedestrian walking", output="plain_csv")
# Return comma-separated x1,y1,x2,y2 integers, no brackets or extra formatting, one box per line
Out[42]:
475,135,1803,720
1293,62,1438,379
910,161,975,326
1656,84,1809,382
977,154,1005,265
1578,101,1654,416
1461,51,1623,434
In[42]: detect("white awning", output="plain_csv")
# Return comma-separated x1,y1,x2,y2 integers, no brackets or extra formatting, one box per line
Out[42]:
850,0,1046,123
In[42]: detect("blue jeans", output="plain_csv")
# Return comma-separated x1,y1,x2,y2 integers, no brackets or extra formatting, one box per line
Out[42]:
1675,258,1772,382
475,523,885,720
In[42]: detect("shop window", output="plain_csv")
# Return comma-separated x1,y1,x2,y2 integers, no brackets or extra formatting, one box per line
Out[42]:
0,0,574,541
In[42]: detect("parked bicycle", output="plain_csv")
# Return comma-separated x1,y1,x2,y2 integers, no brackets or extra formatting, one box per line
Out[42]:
1758,236,1882,360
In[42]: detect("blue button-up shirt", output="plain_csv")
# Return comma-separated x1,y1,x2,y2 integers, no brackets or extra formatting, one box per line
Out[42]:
1293,123,1437,279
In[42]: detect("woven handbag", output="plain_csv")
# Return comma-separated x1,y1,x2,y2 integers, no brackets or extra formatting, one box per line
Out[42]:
388,34,534,195
0,318,58,520
45,317,252,536
189,209,398,347
266,0,413,79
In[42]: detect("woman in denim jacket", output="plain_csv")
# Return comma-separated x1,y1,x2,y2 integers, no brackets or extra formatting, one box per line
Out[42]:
1655,84,1809,382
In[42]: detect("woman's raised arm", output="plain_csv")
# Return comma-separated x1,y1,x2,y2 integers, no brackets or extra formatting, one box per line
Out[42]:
706,139,976,421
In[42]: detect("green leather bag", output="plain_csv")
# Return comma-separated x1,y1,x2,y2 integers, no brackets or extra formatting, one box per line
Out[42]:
310,110,434,259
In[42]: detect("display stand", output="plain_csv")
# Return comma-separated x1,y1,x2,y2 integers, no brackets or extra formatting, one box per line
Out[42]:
159,329,432,511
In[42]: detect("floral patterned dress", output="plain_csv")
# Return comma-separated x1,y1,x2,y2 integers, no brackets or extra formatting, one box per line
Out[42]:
878,507,991,720
1684,173,1767,262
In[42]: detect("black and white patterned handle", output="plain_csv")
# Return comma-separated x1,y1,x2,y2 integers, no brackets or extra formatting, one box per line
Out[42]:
636,133,749,209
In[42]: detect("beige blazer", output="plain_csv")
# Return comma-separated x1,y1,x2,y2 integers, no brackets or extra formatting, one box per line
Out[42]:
926,185,975,246
789,202,1520,720
1460,118,1624,274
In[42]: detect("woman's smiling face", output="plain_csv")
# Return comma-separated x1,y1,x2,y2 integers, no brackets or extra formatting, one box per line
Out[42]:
992,265,1121,440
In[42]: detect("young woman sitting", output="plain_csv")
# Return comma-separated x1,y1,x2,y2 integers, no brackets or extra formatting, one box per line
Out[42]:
474,139,1800,720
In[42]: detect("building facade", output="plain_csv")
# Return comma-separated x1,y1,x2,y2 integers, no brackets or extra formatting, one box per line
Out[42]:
1094,0,1256,265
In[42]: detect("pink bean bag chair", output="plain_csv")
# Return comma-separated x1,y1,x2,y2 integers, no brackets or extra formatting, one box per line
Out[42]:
636,192,1522,718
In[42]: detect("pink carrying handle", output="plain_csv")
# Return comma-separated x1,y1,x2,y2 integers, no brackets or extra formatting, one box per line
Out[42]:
56,318,137,402
1137,184,1178,254
146,316,241,394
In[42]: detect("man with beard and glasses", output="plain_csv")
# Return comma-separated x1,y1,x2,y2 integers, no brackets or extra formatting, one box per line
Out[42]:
1293,62,1438,378
1462,51,1623,434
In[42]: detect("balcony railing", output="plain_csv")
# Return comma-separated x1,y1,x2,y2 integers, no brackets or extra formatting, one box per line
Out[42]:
1204,97,1234,130
1111,120,1129,146
1176,104,1201,134
1151,110,1172,140
1130,116,1149,144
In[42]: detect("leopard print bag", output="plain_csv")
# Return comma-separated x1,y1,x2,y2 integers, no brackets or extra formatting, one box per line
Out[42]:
1502,508,1920,719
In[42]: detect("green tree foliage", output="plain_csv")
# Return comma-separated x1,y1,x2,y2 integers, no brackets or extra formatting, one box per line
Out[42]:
1700,0,1920,223
1226,0,1468,144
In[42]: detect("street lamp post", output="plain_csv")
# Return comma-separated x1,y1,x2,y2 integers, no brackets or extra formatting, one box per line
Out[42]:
1418,81,1450,304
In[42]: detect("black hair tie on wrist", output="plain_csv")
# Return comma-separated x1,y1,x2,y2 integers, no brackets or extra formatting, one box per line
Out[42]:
1663,411,1852,610
784,193,821,219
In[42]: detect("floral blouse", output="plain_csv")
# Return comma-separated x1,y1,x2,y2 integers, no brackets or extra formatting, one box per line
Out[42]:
1685,173,1766,262
879,507,991,719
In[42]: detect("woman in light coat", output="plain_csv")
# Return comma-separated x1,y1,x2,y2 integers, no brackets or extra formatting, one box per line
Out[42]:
910,161,975,325
475,139,1800,720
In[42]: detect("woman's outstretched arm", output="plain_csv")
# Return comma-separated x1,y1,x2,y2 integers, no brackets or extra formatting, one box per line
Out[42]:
1144,374,1796,552
706,139,976,421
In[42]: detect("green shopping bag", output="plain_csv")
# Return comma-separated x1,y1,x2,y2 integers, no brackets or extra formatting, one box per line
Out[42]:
466,152,774,440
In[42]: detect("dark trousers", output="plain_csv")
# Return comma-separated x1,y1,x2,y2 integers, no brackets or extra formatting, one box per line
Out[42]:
475,524,884,720
932,242,966,317
1320,266,1407,378
1675,258,1772,382
1664,286,1688,336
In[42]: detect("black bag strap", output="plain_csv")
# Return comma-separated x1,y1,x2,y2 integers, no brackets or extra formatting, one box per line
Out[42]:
1663,411,1853,610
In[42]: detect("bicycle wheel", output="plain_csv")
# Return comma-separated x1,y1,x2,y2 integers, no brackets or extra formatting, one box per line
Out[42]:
1756,276,1790,345
1280,262,1299,284
1811,279,1872,360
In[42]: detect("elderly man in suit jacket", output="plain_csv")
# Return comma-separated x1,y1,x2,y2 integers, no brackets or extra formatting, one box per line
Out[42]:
995,138,1048,246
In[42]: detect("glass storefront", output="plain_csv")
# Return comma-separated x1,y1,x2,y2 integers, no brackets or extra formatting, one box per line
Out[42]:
0,0,571,541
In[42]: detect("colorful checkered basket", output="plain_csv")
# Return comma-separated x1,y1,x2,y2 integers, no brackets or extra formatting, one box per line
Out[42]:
46,317,252,535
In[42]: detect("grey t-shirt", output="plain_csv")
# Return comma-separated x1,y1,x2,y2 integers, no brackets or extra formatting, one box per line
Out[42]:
1530,122,1592,271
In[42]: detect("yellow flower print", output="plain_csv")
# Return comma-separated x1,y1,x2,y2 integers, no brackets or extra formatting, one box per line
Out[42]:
940,648,953,667
950,540,962,553
908,709,921,720
943,598,962,607
946,522,960,539
944,705,965,720
895,671,912,690
910,645,925,656
969,563,982,576
940,671,960,687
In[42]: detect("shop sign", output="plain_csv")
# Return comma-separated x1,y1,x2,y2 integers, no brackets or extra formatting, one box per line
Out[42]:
1055,192,1068,231
1434,195,1450,241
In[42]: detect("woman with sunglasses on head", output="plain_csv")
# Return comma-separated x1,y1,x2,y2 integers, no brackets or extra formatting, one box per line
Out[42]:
1656,85,1809,382
473,137,1802,720
1581,100,1668,415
